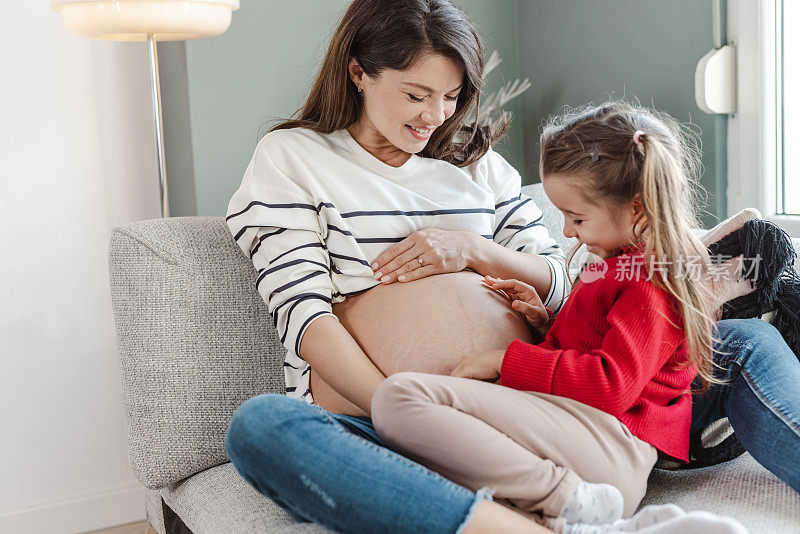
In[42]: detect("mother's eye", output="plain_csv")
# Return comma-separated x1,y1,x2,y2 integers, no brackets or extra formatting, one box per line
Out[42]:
407,93,460,103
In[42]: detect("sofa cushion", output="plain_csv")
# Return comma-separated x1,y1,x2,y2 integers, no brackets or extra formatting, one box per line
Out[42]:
149,454,798,534
641,453,800,533
154,462,331,534
109,216,286,489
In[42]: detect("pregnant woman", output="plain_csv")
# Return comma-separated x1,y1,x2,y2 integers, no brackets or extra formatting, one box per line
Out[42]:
223,0,800,532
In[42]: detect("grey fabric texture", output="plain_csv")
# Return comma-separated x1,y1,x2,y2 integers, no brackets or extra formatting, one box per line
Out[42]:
147,455,799,534
108,185,800,532
108,216,286,489
641,453,800,533
160,462,332,534
144,487,166,534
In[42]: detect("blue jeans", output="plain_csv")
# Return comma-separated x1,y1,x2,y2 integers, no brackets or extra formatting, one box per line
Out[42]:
691,319,800,492
225,318,800,533
224,395,492,534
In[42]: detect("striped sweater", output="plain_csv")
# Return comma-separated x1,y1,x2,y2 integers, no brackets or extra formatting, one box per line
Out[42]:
226,127,568,403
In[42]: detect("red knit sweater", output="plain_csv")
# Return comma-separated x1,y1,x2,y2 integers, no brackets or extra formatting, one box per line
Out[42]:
499,247,697,462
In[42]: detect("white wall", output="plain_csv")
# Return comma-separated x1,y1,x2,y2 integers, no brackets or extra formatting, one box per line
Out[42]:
0,3,159,532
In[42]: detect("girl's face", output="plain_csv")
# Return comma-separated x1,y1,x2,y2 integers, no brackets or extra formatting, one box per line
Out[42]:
348,52,464,156
542,174,642,259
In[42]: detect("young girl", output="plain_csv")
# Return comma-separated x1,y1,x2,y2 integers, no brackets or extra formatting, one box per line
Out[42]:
369,101,733,533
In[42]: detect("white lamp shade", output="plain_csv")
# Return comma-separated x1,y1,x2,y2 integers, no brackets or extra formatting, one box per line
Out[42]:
51,0,240,41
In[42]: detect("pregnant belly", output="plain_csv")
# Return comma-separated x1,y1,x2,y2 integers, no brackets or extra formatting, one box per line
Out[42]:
310,270,538,415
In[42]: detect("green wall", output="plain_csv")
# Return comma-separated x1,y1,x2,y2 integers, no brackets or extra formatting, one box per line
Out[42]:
515,0,727,226
163,0,727,226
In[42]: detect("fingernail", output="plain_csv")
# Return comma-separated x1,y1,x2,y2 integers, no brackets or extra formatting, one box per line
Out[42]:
398,275,406,281
371,263,378,270
374,272,382,279
381,275,389,282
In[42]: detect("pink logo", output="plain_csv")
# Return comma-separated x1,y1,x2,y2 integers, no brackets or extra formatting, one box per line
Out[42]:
579,260,608,283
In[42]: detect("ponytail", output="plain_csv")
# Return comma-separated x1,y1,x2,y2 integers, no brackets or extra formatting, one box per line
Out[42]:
638,134,718,391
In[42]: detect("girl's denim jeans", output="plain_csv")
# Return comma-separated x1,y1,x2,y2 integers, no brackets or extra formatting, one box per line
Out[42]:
225,318,800,534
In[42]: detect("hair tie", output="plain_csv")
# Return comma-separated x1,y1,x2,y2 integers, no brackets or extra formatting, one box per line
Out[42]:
589,142,600,162
633,130,644,147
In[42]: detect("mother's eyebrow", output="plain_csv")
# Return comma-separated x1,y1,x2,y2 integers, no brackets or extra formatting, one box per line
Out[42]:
401,82,463,93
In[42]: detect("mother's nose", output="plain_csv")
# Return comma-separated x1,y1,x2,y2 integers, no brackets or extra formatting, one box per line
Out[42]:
421,102,446,126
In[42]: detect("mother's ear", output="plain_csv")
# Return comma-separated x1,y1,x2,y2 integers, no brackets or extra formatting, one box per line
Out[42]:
347,56,365,90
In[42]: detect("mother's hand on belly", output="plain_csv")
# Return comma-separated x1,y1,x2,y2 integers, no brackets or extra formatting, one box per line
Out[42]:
310,270,538,415
369,228,480,284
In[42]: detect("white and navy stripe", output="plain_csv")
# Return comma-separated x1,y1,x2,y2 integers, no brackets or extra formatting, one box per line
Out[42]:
226,128,568,403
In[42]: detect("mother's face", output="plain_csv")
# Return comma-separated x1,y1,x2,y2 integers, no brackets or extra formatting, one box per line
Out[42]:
349,52,464,154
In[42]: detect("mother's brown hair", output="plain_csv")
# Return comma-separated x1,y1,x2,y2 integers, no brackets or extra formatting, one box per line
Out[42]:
270,0,508,167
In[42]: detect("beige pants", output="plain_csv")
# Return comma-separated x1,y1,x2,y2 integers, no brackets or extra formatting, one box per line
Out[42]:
371,372,658,530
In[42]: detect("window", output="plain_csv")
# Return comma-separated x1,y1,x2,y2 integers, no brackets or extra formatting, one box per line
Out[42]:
728,0,800,235
779,0,799,215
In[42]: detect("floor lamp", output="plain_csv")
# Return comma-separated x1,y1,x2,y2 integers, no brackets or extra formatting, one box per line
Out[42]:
51,0,240,218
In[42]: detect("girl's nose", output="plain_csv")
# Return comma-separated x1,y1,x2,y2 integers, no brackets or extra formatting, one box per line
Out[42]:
562,223,577,239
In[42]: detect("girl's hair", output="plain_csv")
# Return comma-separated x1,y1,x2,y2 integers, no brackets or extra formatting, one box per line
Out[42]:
540,101,719,391
269,0,508,167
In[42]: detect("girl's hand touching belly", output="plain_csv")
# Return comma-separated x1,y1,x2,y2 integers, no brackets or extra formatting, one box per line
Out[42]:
310,270,538,415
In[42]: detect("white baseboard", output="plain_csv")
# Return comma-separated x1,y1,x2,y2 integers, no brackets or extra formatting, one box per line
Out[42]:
0,484,146,534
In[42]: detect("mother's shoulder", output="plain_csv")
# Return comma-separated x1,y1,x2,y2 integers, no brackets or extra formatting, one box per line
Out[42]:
256,127,336,155
463,146,515,171
461,146,521,186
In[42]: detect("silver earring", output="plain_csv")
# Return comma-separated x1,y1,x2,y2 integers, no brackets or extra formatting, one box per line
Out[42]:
357,85,363,93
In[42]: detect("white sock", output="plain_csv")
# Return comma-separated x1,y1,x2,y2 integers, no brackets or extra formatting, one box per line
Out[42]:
560,481,624,525
562,504,749,534
599,504,686,533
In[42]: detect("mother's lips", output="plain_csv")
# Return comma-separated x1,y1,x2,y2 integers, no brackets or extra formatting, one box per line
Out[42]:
406,124,433,139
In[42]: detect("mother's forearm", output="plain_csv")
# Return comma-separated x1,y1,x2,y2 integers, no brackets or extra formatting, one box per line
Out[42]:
300,315,385,416
467,236,554,303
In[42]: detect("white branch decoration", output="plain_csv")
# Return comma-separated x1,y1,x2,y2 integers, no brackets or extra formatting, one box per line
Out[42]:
484,50,502,77
463,50,532,127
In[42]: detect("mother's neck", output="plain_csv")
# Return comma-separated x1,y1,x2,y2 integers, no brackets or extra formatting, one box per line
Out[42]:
347,122,412,168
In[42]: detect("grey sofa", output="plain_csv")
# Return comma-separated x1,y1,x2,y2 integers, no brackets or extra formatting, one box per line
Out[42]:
108,184,800,534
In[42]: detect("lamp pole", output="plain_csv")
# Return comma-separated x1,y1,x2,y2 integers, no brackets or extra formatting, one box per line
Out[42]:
51,0,240,218
146,33,169,218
